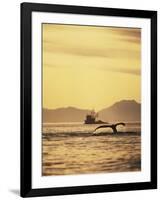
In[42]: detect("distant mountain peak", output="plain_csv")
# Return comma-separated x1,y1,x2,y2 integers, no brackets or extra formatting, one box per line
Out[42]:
99,99,141,122
114,99,139,105
66,106,77,109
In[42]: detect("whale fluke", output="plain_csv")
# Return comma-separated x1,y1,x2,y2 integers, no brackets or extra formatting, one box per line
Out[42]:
93,122,125,134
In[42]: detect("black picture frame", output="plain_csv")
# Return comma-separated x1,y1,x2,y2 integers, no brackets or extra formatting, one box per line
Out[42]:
21,2,157,197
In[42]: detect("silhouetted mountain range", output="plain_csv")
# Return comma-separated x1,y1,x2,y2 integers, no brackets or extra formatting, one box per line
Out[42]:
99,100,140,122
43,100,141,123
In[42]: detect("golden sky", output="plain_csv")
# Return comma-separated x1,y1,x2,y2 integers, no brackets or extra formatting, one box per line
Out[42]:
43,24,141,111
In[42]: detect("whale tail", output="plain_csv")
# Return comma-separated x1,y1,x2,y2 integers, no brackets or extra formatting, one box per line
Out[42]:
93,122,125,134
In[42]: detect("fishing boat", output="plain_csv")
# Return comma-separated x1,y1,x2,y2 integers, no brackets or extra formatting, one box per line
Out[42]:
84,110,108,124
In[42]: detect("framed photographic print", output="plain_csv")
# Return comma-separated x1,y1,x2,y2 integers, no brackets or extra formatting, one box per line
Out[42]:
21,2,157,197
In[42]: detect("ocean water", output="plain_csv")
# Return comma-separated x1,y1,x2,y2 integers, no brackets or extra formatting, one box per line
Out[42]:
42,122,141,176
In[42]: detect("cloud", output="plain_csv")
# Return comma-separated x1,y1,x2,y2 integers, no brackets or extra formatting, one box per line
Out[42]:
44,41,140,60
111,28,141,43
43,52,140,76
107,66,140,75
43,24,141,76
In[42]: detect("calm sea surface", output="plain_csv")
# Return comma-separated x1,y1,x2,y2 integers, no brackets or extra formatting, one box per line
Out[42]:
42,122,141,176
